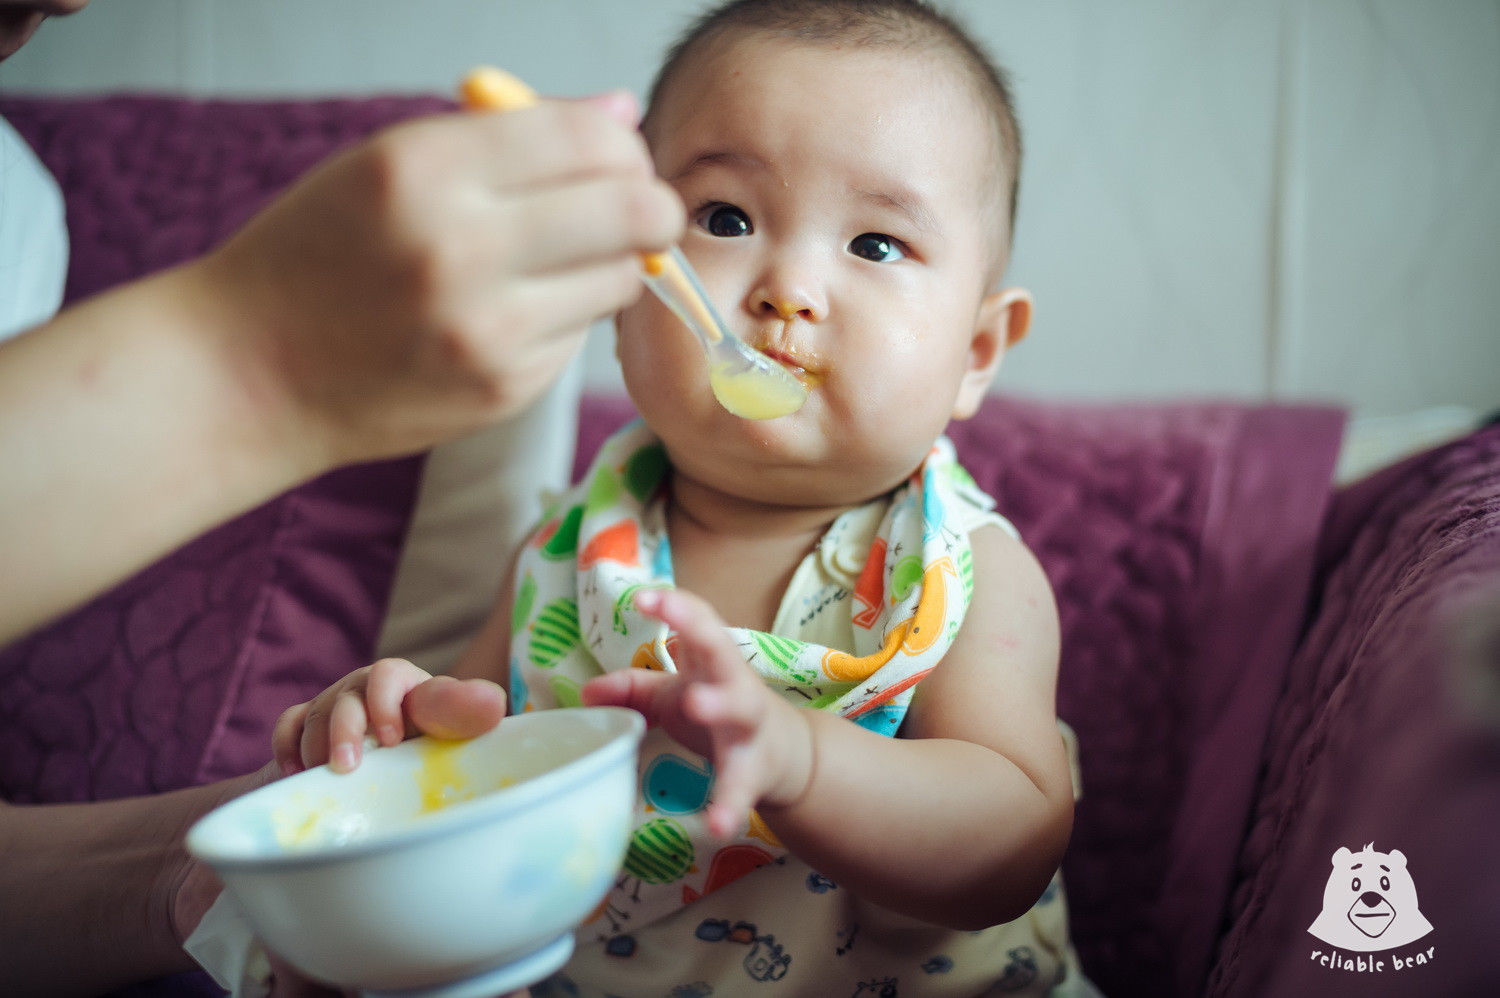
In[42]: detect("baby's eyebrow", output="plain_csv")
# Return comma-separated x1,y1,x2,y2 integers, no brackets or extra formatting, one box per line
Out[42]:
856,187,940,238
667,150,766,182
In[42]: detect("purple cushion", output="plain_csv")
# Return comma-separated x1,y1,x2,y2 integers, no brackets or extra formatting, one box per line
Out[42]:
1209,424,1500,997
576,394,1345,998
0,96,455,801
1,94,450,306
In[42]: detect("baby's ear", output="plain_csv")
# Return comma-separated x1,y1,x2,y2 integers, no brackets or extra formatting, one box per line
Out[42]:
951,288,1032,420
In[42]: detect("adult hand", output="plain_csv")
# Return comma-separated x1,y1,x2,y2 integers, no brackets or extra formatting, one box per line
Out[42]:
198,92,683,468
164,761,281,945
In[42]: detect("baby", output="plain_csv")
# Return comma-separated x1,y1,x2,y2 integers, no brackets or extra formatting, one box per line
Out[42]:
275,1,1088,995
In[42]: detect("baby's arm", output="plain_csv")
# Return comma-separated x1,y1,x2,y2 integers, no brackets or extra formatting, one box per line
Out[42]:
764,524,1072,928
272,561,518,775
584,524,1072,930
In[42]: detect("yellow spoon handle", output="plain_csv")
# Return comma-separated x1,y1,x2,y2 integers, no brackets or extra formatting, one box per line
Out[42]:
459,67,669,275
459,66,539,113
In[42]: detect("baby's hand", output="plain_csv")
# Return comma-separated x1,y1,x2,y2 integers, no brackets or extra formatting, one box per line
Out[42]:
581,589,812,838
272,658,507,776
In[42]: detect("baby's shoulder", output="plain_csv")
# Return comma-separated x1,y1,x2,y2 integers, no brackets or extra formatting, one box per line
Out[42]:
966,520,1056,614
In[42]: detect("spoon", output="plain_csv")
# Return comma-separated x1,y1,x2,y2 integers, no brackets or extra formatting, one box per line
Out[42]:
460,67,808,420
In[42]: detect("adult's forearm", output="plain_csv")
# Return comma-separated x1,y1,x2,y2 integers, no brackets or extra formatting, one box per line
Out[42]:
759,709,1073,930
0,262,319,645
0,769,267,996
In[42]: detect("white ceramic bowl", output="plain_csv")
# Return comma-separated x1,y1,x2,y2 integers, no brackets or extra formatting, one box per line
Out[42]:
187,707,644,996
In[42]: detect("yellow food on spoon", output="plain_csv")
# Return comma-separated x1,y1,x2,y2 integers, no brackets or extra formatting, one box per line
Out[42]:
709,362,809,420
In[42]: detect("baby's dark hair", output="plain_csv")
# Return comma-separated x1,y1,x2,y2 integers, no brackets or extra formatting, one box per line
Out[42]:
644,0,1023,249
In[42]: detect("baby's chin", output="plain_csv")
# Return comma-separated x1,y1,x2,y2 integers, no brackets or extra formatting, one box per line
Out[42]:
669,436,924,511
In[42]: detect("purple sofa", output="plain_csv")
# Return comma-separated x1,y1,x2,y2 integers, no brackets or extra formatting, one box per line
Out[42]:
3,95,1497,998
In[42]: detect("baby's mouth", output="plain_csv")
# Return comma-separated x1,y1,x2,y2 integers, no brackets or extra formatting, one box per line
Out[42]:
755,346,824,389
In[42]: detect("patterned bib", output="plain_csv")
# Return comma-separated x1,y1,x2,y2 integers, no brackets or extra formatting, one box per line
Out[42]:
509,421,993,935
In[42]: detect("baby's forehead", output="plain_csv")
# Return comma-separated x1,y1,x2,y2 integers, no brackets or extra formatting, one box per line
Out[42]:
662,28,979,109
648,32,995,172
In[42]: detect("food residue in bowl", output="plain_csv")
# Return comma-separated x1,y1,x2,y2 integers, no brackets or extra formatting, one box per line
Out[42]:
417,737,480,814
266,737,517,852
270,795,371,851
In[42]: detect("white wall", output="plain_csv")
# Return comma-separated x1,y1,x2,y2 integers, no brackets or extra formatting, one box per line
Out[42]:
3,0,1497,417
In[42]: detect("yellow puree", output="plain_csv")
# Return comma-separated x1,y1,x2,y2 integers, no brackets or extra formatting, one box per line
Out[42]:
709,362,808,420
417,738,476,814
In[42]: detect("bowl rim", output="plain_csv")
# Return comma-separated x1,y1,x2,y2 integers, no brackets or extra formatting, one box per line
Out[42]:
186,706,644,871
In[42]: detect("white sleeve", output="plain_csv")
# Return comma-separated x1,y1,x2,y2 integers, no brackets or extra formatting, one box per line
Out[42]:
374,361,583,676
0,114,68,341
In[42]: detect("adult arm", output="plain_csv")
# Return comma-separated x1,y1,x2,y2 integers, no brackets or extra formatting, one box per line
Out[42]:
0,764,276,996
0,96,681,646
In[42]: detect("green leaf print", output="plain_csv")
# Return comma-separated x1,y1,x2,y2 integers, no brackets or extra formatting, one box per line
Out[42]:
512,573,536,635
540,505,583,561
549,675,582,708
945,461,979,493
527,597,580,669
613,582,667,635
624,443,669,502
585,466,624,515
807,689,844,711
750,632,817,684
891,555,923,602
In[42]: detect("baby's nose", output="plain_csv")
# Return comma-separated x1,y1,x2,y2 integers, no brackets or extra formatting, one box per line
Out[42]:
758,295,818,322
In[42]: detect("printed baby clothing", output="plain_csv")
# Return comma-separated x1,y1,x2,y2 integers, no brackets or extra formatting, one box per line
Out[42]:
513,421,1088,997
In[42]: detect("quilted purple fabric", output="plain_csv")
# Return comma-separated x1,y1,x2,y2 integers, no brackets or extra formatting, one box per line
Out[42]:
576,394,1346,998
1209,424,1500,997
0,95,454,799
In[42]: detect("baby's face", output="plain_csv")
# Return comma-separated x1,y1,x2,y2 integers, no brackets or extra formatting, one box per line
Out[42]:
619,33,1006,506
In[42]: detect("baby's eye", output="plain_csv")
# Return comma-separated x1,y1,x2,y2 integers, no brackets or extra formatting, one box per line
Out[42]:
696,203,753,238
849,232,906,263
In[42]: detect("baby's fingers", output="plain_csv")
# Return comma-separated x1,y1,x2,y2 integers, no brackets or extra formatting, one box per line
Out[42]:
634,589,747,688
272,701,312,777
682,683,758,740
704,741,759,839
365,658,436,746
324,691,373,773
581,668,675,722
404,675,507,741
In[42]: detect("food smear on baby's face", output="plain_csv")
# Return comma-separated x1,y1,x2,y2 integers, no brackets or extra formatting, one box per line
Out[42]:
708,360,810,420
